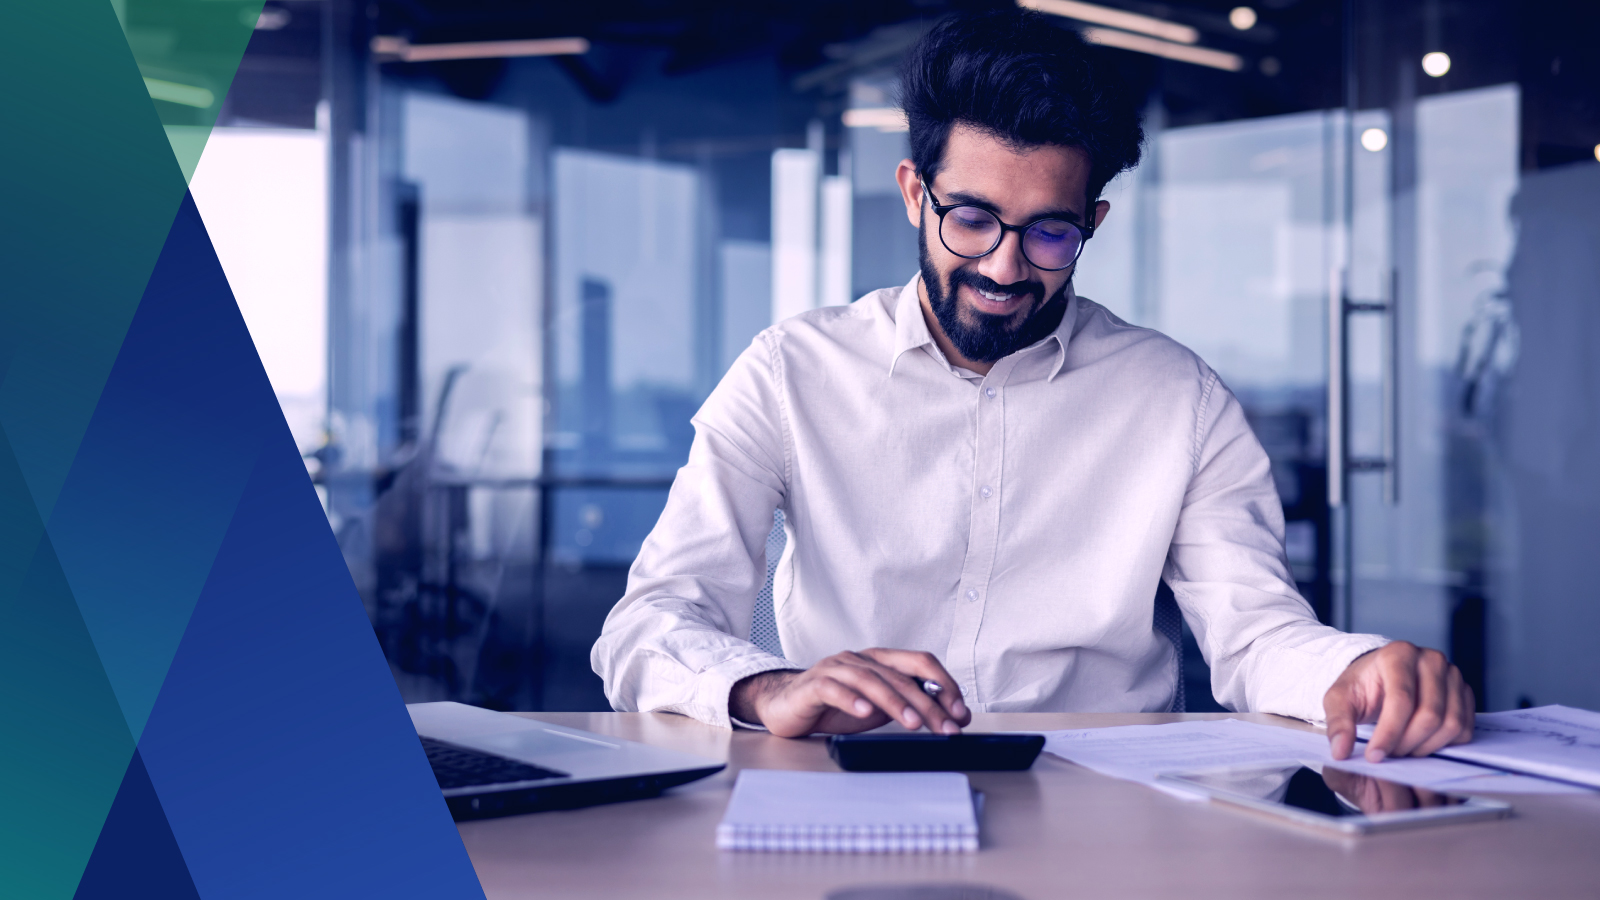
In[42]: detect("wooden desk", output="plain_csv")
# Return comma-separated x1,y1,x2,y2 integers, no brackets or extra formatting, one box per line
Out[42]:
458,712,1600,900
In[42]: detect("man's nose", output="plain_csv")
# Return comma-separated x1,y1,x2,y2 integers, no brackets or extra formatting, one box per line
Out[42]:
976,228,1032,288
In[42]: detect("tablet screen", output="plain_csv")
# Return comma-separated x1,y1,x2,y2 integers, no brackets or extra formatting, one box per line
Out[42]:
1170,765,1470,817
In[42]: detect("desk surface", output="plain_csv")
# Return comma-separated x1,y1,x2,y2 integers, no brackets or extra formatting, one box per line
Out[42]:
458,712,1600,900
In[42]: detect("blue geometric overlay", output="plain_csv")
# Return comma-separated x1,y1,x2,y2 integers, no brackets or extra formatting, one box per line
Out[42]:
65,195,486,897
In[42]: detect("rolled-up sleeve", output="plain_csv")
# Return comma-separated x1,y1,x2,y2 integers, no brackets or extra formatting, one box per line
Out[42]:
591,333,803,727
1165,372,1387,723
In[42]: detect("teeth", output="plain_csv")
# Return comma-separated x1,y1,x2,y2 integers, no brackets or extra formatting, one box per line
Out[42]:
978,289,1013,302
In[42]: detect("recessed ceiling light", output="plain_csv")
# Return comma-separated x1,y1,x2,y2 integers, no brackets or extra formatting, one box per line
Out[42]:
1421,51,1451,77
1360,128,1389,152
1229,7,1258,30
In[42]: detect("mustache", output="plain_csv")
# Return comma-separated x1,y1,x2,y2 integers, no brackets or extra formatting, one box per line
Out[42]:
947,268,1044,307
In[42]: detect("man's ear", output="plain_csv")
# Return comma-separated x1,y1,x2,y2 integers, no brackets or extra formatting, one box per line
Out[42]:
895,159,924,228
1093,200,1110,229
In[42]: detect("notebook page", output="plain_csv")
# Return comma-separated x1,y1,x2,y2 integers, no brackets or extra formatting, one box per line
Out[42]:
717,770,978,852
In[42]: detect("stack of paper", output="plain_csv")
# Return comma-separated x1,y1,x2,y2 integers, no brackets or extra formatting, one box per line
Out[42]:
1043,715,1596,796
1366,705,1600,789
717,770,979,853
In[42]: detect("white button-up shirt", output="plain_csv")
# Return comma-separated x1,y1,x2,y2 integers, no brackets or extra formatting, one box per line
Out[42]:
592,274,1386,728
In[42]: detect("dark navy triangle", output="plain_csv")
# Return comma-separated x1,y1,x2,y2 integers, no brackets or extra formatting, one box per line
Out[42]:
72,749,201,900
132,197,482,898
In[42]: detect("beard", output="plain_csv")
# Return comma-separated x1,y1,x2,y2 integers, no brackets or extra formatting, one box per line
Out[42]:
918,223,1069,364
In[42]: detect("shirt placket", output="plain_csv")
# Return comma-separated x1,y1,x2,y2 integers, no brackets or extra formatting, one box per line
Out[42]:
944,358,1013,708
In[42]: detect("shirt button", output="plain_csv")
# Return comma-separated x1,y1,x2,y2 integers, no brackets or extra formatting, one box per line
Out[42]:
965,589,979,603
984,387,997,399
980,485,993,498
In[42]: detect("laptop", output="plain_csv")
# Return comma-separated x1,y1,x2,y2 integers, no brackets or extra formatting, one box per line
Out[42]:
409,701,726,820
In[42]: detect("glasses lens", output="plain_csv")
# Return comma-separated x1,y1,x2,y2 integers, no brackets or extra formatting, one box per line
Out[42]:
1022,219,1084,270
940,206,1001,258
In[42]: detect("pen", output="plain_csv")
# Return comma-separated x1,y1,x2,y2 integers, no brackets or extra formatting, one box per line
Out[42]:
918,678,943,699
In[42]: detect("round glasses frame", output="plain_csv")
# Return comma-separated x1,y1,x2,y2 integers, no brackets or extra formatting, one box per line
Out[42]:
921,179,1094,272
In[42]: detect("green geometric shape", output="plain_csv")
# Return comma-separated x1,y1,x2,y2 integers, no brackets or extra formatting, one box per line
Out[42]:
0,0,262,889
117,0,264,182
0,428,135,900
0,0,186,522
47,193,271,743
164,126,215,182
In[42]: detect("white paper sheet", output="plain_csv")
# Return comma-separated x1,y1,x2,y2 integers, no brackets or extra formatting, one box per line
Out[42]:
1358,705,1600,789
1042,718,1594,798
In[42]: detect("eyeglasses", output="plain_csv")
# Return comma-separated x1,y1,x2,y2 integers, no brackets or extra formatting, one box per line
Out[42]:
921,180,1094,272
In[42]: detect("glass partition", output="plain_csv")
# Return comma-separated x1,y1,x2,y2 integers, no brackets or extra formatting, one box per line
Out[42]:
292,0,1600,713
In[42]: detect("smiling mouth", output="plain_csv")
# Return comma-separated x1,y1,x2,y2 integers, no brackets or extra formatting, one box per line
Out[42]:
967,284,1029,312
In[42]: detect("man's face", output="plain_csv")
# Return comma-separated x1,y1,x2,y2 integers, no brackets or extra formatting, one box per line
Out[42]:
896,124,1109,365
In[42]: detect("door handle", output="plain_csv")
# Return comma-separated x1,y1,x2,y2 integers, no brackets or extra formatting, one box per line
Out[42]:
1328,267,1399,508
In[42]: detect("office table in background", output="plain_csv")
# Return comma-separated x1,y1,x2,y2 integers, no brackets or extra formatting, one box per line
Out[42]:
458,712,1600,900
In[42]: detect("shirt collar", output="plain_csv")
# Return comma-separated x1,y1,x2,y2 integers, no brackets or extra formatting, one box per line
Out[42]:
887,271,935,377
886,271,1077,381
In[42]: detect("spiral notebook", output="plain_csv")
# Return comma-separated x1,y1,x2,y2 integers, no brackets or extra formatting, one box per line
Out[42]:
716,769,980,853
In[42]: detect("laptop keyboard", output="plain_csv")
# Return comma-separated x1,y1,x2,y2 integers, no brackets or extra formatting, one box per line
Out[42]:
422,737,568,789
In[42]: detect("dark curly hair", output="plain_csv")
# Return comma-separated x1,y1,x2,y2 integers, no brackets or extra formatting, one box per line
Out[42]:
900,9,1144,203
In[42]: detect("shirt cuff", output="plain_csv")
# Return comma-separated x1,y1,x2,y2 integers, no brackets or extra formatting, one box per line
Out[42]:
1281,635,1391,725
694,655,805,730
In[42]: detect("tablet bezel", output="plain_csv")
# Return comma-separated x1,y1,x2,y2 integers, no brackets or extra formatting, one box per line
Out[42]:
1155,765,1513,835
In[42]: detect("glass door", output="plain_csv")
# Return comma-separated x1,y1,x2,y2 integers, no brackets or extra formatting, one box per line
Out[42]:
1337,0,1600,712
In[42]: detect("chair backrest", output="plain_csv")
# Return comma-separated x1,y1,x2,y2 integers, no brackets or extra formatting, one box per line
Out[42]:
1153,580,1186,713
749,510,787,658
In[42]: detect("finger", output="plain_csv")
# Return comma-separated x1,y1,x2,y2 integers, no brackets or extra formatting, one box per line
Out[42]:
1414,666,1470,758
1380,779,1418,811
859,649,970,726
830,664,939,732
858,660,963,735
1365,647,1419,762
811,676,882,725
1323,683,1359,761
1394,651,1449,757
1452,684,1476,745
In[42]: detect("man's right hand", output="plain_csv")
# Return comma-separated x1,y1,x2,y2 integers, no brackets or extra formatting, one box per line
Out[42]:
729,649,972,738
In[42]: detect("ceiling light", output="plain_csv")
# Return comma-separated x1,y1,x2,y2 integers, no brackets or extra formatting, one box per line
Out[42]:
1593,143,1600,163
1229,7,1257,30
1020,0,1200,45
144,77,214,109
1360,128,1388,152
842,108,909,132
1080,26,1244,72
1421,51,1451,77
371,35,590,63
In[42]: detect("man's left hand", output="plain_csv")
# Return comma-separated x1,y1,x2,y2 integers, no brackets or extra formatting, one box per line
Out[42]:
1323,641,1475,762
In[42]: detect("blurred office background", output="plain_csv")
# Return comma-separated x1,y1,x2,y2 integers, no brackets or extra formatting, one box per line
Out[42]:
180,0,1599,713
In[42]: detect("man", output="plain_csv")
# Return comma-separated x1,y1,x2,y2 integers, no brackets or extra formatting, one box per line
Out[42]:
592,9,1474,764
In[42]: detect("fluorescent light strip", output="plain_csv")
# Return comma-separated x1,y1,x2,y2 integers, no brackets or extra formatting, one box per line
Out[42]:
1080,26,1244,71
144,77,215,109
371,36,590,62
1019,0,1199,45
842,107,908,132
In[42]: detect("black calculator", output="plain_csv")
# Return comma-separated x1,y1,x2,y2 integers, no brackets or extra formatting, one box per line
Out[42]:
827,732,1046,772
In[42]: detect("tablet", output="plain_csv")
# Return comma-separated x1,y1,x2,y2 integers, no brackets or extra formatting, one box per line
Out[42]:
1156,764,1512,834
